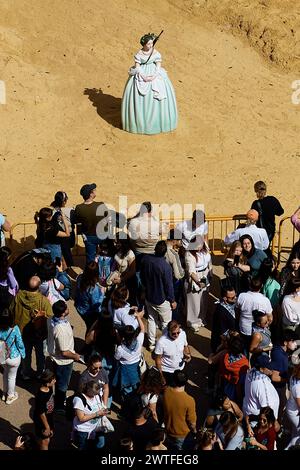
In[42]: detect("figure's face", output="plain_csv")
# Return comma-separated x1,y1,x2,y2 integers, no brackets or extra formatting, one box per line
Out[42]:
89,361,102,374
233,246,242,256
258,315,268,328
258,414,268,426
222,397,231,410
291,258,300,271
242,238,252,252
224,291,236,305
286,340,298,351
169,328,180,340
143,39,153,51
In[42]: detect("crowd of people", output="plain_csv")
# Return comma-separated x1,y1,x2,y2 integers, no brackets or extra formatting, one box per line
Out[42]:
0,180,300,452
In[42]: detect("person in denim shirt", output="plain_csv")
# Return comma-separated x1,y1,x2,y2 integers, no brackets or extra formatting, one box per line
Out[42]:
75,261,105,331
0,309,25,404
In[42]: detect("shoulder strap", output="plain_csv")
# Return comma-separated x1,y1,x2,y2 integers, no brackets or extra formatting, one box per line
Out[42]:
4,328,14,343
77,393,92,411
256,201,264,229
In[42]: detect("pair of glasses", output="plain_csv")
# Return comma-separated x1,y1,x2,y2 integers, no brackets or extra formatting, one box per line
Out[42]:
171,331,180,336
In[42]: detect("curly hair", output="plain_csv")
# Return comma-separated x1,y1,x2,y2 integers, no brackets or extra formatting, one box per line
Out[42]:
140,33,156,46
138,367,165,395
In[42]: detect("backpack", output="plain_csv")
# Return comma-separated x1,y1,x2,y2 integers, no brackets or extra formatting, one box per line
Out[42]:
65,393,92,421
0,328,14,364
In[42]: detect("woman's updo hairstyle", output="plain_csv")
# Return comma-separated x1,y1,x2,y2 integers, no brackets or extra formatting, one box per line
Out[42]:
140,33,156,46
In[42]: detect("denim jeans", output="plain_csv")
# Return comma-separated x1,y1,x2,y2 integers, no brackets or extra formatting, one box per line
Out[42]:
166,432,196,452
43,243,62,263
53,361,73,409
22,335,45,377
73,430,105,450
83,235,99,264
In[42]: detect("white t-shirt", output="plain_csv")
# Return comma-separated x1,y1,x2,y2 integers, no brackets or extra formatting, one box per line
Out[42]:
286,377,300,414
73,394,102,433
0,213,5,246
236,291,272,336
114,250,135,273
47,319,75,365
154,329,188,373
176,220,208,249
282,295,300,327
243,369,279,419
141,392,158,407
40,279,64,305
110,301,139,330
114,332,144,364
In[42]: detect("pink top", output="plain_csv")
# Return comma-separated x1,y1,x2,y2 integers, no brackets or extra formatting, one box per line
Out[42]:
291,210,300,233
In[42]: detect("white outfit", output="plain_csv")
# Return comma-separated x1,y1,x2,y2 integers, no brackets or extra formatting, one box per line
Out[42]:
114,332,144,365
0,213,6,246
243,369,279,419
73,394,103,436
47,319,75,365
154,329,188,373
176,220,208,249
39,279,64,305
224,224,269,251
286,376,300,437
236,291,272,336
146,299,172,348
184,250,211,328
109,301,139,330
128,215,162,254
141,392,158,407
2,355,21,397
282,295,300,328
114,249,135,273
133,50,167,101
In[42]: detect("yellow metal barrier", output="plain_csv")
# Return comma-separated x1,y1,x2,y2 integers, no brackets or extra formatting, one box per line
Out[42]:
276,216,299,266
7,214,299,264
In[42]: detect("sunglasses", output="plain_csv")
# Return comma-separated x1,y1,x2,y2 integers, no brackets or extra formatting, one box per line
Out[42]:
171,331,180,336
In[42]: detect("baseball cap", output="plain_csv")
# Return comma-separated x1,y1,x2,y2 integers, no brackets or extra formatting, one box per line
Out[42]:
246,209,259,222
252,353,272,370
80,183,96,200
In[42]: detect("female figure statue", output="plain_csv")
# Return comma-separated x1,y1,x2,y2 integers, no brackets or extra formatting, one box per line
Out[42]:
121,32,178,135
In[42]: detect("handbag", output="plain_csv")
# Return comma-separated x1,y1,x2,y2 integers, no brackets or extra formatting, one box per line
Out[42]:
139,352,148,375
95,414,115,433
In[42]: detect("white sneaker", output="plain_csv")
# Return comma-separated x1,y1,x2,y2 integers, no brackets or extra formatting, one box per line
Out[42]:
6,393,18,405
1,393,7,402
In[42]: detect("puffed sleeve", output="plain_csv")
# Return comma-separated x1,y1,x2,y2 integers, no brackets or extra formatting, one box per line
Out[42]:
154,51,162,62
134,53,142,64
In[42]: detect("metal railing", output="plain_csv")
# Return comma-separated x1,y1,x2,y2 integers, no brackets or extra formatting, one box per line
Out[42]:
276,216,299,266
6,214,299,264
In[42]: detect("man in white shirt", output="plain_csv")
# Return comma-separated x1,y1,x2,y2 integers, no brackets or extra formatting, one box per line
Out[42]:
154,320,192,386
47,300,81,412
236,278,273,350
243,354,280,436
176,210,208,250
224,209,269,251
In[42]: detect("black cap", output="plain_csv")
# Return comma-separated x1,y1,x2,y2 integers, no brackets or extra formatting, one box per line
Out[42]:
80,183,96,200
252,353,272,370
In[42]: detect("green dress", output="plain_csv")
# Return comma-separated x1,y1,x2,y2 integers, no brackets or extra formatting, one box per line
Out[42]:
121,49,178,135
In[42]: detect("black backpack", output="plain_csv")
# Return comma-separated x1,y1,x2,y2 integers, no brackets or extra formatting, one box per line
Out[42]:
65,393,91,421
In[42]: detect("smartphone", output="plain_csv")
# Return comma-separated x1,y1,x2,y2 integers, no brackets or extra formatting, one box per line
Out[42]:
137,304,144,312
234,255,240,265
